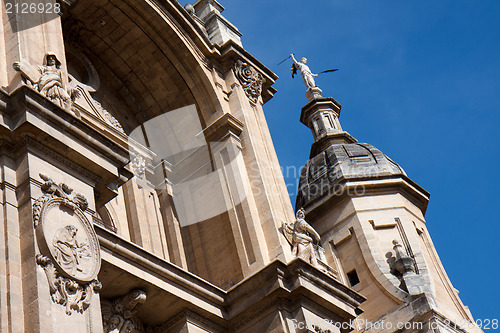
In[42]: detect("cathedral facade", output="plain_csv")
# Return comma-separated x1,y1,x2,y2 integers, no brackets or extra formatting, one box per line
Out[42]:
0,0,481,332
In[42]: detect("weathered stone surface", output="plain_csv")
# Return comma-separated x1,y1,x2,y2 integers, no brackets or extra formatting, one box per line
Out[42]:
0,0,482,332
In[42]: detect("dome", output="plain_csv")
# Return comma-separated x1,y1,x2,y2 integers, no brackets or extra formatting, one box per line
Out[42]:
296,143,405,209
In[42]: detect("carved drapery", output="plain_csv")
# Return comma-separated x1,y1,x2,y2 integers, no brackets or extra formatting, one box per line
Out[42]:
13,53,79,111
34,174,101,315
281,208,322,267
101,289,147,333
234,59,264,105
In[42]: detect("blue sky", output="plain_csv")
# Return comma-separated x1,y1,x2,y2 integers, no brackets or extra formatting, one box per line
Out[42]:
182,0,500,321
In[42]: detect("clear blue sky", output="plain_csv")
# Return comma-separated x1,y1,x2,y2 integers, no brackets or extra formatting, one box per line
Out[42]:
183,0,500,321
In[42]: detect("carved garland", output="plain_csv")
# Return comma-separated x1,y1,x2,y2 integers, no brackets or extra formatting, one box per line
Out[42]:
34,174,101,315
234,59,264,105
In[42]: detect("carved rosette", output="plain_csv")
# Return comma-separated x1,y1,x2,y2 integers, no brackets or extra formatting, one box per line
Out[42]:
34,174,101,315
234,59,264,105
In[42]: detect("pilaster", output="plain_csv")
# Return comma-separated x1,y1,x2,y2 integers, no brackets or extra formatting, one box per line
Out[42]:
227,63,296,267
1,0,68,93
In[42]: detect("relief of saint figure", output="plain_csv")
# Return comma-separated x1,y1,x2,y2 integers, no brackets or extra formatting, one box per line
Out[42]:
52,225,90,276
282,208,322,267
13,53,79,110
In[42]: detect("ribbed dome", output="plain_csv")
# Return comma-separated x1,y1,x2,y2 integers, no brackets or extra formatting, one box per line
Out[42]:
296,143,405,209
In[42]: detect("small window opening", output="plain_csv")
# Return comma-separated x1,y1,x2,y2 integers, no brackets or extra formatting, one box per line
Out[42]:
347,269,360,287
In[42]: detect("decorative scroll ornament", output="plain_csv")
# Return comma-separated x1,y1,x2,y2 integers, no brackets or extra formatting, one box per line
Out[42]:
101,289,147,333
234,59,264,105
36,254,101,315
34,174,101,315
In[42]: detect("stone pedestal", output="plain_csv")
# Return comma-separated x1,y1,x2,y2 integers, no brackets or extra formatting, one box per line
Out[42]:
300,97,341,139
305,86,323,100
300,96,357,157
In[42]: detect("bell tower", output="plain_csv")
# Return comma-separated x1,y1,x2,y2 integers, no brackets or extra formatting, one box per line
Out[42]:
296,89,483,332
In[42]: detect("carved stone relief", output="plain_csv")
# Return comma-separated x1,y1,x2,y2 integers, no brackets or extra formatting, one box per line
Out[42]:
234,59,264,105
101,289,147,333
34,174,101,314
36,254,101,315
130,151,146,179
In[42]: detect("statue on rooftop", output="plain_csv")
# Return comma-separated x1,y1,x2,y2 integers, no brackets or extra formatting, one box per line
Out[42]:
282,53,338,100
282,208,322,267
13,52,79,111
291,54,318,89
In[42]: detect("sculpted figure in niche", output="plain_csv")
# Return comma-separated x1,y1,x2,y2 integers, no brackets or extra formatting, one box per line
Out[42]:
52,225,90,276
282,208,321,267
13,53,79,110
291,53,318,89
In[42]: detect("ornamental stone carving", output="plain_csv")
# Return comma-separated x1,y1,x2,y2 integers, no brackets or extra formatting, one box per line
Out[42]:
13,53,79,111
101,289,147,333
36,254,101,315
281,208,322,267
392,240,416,276
234,59,264,105
34,174,101,314
130,152,146,179
69,74,125,134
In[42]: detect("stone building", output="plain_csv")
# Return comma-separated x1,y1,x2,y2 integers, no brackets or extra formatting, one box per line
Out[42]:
0,0,482,332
